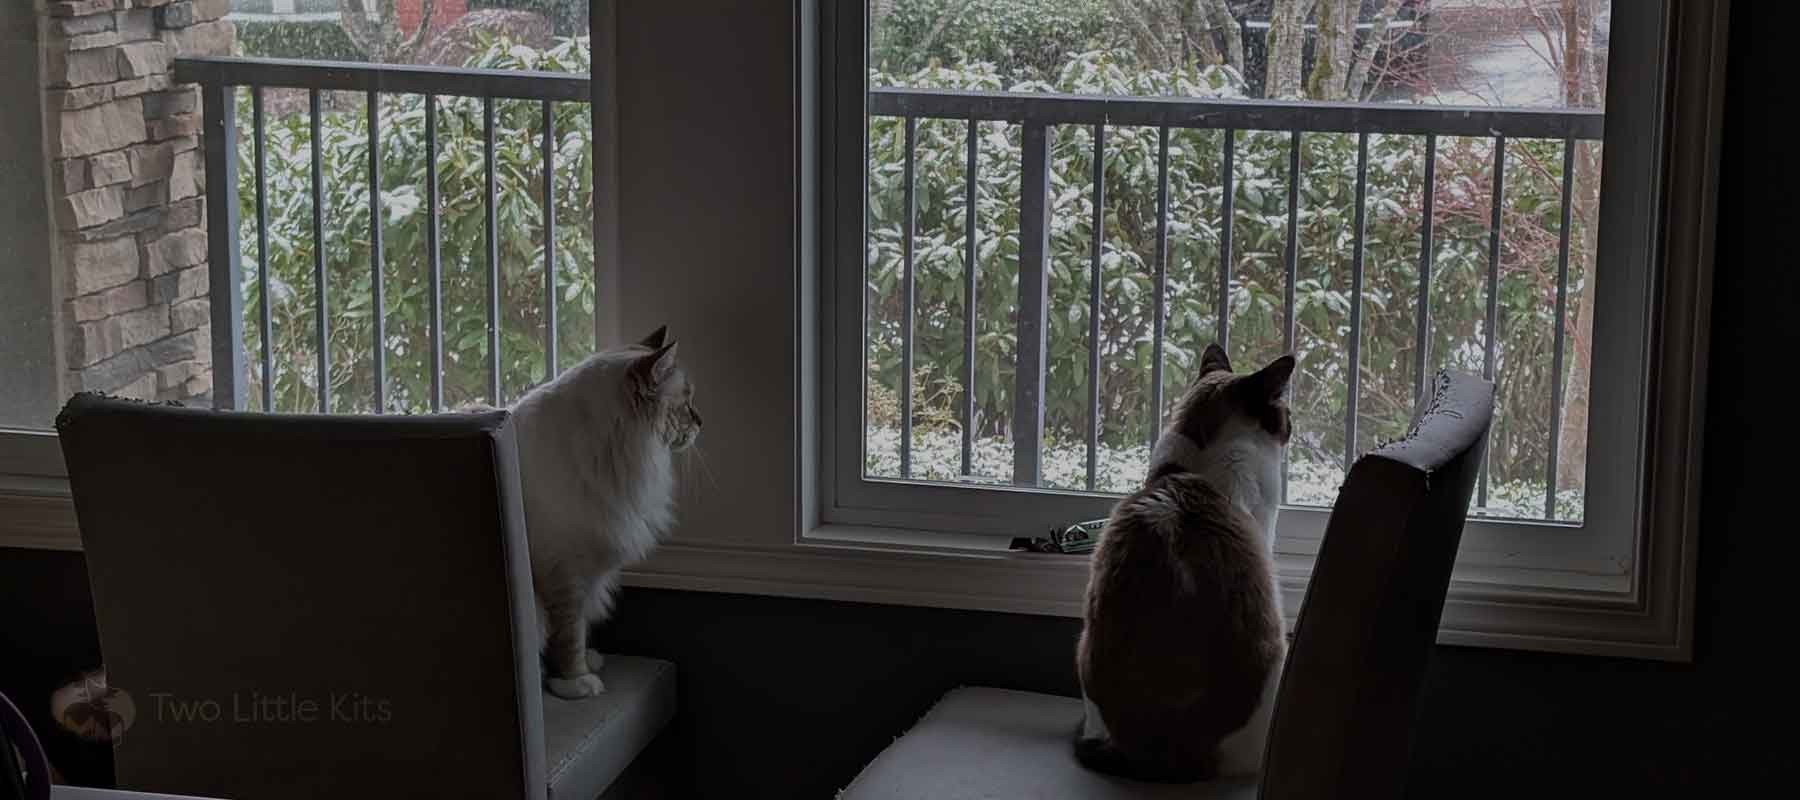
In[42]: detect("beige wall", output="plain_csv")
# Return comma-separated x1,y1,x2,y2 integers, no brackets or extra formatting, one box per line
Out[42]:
614,3,802,544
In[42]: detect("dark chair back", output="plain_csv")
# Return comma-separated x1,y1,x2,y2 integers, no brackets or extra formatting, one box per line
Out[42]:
57,394,546,800
1259,370,1494,799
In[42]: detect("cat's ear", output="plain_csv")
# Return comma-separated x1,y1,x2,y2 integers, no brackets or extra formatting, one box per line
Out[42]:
632,341,679,393
637,325,669,350
1250,355,1296,405
1199,343,1233,377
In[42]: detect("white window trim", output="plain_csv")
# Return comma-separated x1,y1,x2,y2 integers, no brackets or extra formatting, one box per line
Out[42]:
781,0,1715,661
1,0,1724,663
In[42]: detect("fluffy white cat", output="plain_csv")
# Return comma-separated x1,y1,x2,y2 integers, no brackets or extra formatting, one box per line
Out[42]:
509,326,701,699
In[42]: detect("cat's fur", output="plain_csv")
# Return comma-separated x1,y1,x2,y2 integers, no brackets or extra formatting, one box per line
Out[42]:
1074,344,1294,782
509,326,701,699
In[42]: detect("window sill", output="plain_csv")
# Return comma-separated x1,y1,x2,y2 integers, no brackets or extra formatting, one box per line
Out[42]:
615,521,1676,660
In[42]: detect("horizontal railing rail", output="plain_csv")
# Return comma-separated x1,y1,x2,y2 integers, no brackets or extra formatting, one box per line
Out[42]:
868,86,1605,140
864,86,1603,521
173,56,590,102
182,56,590,416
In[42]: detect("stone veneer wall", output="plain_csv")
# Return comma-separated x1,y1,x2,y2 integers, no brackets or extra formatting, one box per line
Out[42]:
42,0,234,404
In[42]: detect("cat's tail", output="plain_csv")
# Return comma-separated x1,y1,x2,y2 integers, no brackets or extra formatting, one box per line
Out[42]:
1071,718,1215,784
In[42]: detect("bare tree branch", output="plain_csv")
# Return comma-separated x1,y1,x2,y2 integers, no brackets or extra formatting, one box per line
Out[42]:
340,0,440,63
399,0,439,58
1199,0,1245,73
1346,0,1405,100
1111,0,1177,71
1179,0,1221,67
337,0,383,59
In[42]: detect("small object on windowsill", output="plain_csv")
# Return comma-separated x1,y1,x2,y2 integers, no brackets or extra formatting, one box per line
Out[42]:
1009,518,1110,555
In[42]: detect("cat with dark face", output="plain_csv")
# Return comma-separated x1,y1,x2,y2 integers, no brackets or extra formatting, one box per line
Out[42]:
511,326,701,699
1074,343,1295,781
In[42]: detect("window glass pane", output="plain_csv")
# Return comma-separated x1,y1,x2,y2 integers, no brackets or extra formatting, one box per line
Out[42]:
0,2,600,434
863,0,1610,522
226,2,597,411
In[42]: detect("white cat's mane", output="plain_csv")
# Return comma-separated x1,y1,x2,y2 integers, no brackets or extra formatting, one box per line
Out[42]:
509,341,691,699
513,347,677,573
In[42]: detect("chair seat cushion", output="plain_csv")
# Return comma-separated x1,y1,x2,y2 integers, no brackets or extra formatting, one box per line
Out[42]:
542,655,676,800
840,687,1258,800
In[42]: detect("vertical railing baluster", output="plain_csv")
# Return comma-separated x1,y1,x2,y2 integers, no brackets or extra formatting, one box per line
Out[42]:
1219,129,1235,352
1414,134,1437,409
1282,130,1300,503
1014,121,1050,487
1546,138,1577,520
202,82,244,410
1480,135,1506,509
1284,131,1300,355
253,88,272,412
368,90,385,413
1086,123,1104,491
542,100,558,380
1149,126,1170,448
900,116,916,479
961,119,978,478
426,95,443,411
310,88,329,412
1346,132,1369,473
484,97,501,404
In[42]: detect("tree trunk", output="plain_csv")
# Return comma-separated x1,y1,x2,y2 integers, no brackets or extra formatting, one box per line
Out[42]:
1555,0,1602,490
1307,0,1356,99
1265,0,1316,98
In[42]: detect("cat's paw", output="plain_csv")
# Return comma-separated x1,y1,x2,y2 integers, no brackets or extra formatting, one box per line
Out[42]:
546,673,606,699
585,650,606,672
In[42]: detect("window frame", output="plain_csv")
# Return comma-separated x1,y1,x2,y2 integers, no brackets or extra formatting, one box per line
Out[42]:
812,0,1723,660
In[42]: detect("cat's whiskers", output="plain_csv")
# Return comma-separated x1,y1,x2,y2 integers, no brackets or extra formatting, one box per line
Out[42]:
684,445,720,491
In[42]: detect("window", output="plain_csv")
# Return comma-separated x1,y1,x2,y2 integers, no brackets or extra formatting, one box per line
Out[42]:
221,0,601,414
3,0,1720,660
0,1,605,432
2,0,613,528
821,0,1719,657
836,0,1617,525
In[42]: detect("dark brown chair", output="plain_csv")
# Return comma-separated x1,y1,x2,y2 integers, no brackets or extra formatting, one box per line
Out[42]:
57,394,674,800
840,369,1495,799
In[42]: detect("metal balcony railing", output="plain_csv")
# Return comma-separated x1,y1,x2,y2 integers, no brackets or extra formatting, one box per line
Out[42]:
177,55,589,414
866,87,1602,515
180,57,1602,518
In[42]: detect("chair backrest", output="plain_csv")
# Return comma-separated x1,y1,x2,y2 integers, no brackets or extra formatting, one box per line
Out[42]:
57,394,546,800
1258,370,1494,800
